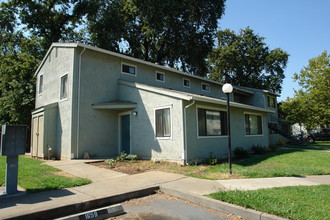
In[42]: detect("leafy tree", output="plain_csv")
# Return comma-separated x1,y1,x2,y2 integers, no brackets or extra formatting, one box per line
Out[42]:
208,27,289,94
86,0,226,76
0,2,41,125
6,0,87,52
280,91,315,130
292,51,330,128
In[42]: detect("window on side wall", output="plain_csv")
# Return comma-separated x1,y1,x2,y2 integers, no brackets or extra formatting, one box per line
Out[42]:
38,75,43,95
60,74,68,100
183,78,190,88
201,83,210,92
267,96,276,108
155,107,171,138
122,63,136,76
245,114,262,135
198,108,227,136
156,72,165,82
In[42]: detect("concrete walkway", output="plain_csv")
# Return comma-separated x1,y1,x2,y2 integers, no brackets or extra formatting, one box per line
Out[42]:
1,159,330,220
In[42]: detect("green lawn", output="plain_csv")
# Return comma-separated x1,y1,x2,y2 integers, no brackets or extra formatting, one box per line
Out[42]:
189,149,330,179
273,141,330,150
0,156,91,193
209,185,330,220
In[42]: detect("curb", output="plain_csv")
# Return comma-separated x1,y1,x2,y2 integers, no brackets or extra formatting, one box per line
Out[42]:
57,204,124,220
4,186,158,220
160,186,288,220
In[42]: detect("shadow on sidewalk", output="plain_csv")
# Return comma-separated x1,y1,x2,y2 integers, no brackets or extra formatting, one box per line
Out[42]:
0,188,74,209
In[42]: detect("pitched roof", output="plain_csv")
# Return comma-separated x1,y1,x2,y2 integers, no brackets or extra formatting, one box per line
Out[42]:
119,80,275,113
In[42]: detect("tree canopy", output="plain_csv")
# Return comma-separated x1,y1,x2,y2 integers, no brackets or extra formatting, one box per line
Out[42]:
208,27,289,94
280,51,330,129
86,0,226,76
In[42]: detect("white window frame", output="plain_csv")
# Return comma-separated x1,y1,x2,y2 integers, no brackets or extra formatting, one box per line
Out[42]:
267,95,276,108
196,105,228,139
183,78,190,88
121,62,137,76
201,83,210,92
59,73,68,101
154,105,173,140
38,74,43,95
244,112,264,137
155,71,165,82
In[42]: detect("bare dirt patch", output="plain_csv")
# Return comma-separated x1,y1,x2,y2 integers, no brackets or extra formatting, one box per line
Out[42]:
90,160,197,175
89,160,244,179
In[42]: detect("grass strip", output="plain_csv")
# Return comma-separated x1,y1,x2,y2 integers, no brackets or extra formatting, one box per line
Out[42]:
0,156,91,193
208,185,330,220
190,149,330,179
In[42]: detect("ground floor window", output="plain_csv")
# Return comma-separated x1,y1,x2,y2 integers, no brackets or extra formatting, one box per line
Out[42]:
245,114,262,135
198,108,227,136
155,107,171,138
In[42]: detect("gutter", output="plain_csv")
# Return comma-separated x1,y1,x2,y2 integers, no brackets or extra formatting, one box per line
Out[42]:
76,47,86,159
183,100,195,165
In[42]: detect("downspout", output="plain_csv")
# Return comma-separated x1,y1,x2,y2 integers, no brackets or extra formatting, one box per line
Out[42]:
76,47,86,159
183,100,195,165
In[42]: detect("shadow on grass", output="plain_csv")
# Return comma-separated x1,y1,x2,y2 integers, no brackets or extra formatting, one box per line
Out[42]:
232,148,303,167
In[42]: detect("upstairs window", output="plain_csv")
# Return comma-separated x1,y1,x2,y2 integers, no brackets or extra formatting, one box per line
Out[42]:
122,63,136,76
155,107,171,138
183,79,190,88
198,108,227,136
267,96,276,108
60,74,68,100
201,83,210,92
38,75,43,95
156,72,165,82
245,114,262,135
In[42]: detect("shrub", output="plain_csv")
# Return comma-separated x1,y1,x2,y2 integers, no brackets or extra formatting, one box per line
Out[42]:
126,154,138,161
116,152,128,161
206,152,218,165
105,159,116,168
278,139,286,145
251,145,266,154
233,147,248,158
269,145,277,152
105,153,138,168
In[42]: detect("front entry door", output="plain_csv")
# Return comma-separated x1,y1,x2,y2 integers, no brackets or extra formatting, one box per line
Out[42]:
120,114,130,154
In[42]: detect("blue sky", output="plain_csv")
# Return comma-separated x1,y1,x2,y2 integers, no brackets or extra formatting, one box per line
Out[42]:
219,0,330,101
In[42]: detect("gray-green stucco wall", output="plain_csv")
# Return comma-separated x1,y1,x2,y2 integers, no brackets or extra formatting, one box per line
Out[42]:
71,48,121,158
34,47,75,159
119,83,184,163
184,101,269,163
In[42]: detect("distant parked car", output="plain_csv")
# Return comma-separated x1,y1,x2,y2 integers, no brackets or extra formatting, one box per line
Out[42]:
304,128,330,143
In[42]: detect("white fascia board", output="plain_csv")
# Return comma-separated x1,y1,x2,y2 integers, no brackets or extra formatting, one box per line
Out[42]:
263,90,280,97
191,95,275,113
119,80,274,114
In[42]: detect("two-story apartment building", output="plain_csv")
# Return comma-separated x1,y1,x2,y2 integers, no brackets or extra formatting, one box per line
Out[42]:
31,43,279,164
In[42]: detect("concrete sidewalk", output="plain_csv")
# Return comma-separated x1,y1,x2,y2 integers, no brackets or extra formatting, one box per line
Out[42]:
1,160,329,220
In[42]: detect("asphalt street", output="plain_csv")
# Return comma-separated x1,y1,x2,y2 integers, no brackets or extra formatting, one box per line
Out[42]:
108,193,244,220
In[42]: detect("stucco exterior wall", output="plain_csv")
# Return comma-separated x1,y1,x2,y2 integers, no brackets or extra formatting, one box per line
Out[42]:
184,101,269,163
71,48,122,158
118,59,231,101
119,83,184,163
34,47,75,159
